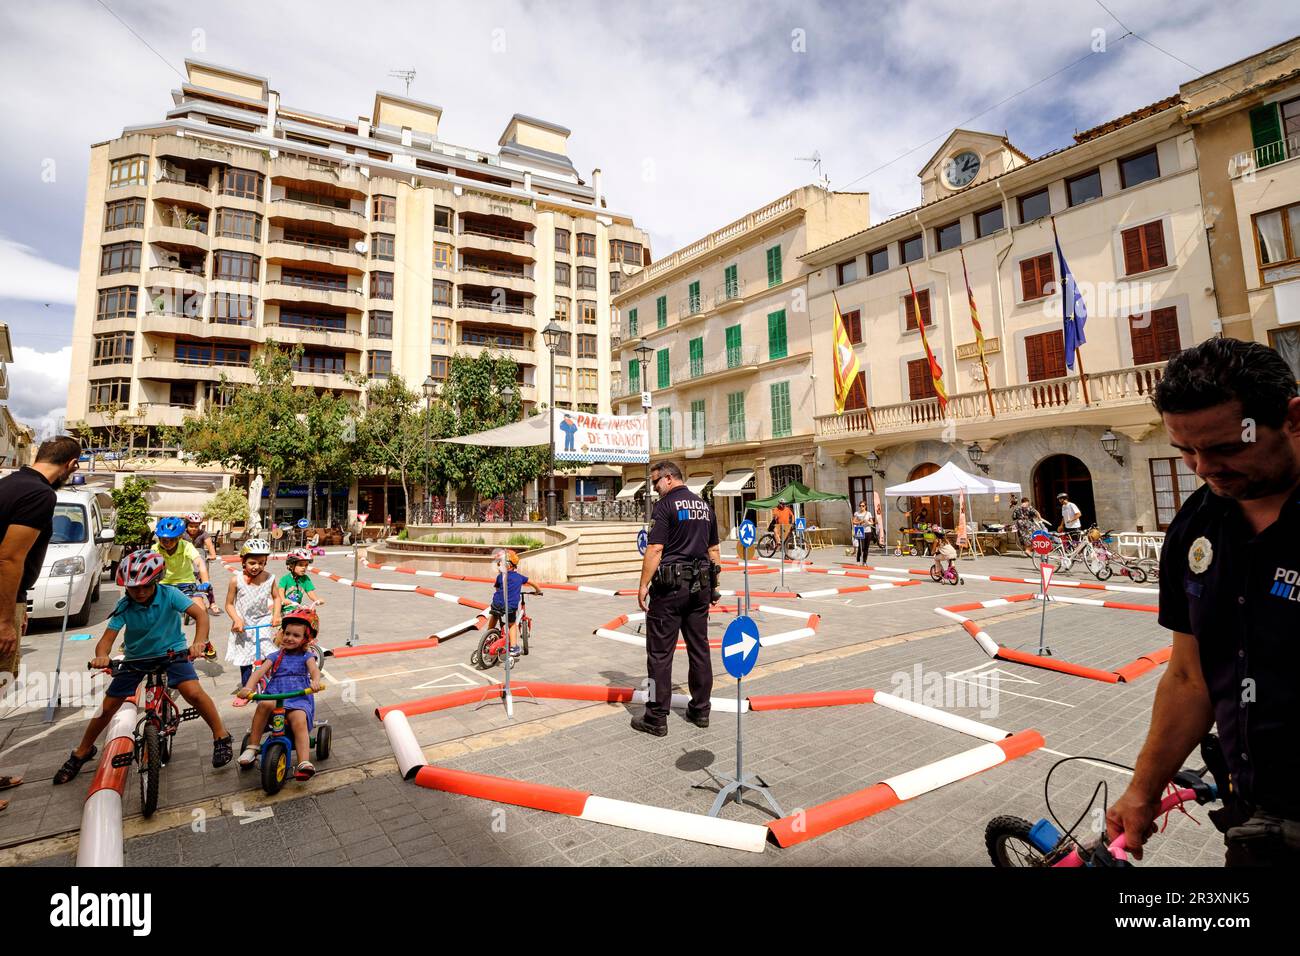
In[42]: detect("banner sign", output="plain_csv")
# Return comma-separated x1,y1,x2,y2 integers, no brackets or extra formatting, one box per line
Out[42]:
553,412,649,463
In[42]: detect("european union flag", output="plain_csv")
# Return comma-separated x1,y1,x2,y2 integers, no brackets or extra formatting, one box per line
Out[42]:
1055,234,1087,370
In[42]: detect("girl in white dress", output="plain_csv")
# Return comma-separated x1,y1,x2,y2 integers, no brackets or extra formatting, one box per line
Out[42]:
224,539,282,688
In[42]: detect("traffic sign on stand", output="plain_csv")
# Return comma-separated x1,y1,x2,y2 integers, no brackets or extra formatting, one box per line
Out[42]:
721,615,761,679
707,614,782,819
297,518,310,530
738,520,756,548
1031,531,1053,559
637,528,648,555
795,516,806,532
1035,536,1054,657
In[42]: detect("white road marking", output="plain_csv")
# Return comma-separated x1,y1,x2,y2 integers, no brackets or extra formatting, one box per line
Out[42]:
1039,747,1134,776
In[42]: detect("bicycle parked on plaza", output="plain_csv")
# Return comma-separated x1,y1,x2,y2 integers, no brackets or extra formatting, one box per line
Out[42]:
757,527,809,561
1083,528,1149,584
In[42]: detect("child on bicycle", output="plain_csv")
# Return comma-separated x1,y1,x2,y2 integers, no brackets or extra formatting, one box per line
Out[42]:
153,516,217,658
236,607,323,780
931,529,960,582
52,551,234,784
489,550,541,656
183,513,221,616
225,539,282,690
279,548,324,614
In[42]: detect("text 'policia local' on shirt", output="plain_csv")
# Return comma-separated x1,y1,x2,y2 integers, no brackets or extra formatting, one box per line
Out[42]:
648,485,718,564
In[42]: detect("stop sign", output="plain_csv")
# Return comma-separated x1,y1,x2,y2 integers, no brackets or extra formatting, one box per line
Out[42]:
1031,533,1053,557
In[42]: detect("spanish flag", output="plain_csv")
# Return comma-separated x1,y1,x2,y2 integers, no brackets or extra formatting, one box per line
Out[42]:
906,266,948,414
832,292,861,416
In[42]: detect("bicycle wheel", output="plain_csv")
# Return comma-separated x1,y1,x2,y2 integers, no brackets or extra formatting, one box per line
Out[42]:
1125,564,1148,585
929,565,942,583
1137,558,1159,582
1095,563,1113,581
477,629,502,669
985,815,1052,867
757,534,777,559
139,722,161,818
786,536,809,561
261,740,289,795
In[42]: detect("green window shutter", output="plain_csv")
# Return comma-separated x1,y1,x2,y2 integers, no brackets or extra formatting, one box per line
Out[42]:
689,337,704,378
691,399,706,445
766,246,782,287
628,307,638,337
656,295,667,328
727,391,746,442
628,359,639,391
688,280,701,313
724,264,738,299
771,381,791,438
657,347,670,388
658,408,672,451
725,324,742,368
1250,104,1285,167
767,309,787,360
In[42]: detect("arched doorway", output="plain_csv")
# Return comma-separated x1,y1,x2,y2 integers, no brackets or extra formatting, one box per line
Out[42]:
903,462,954,529
1033,454,1094,528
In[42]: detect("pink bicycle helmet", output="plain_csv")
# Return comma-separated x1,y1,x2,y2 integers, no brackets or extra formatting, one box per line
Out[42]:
117,549,167,587
287,548,312,564
184,512,204,524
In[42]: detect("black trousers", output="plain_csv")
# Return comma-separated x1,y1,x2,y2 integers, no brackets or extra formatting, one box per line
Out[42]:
643,580,712,727
855,532,872,563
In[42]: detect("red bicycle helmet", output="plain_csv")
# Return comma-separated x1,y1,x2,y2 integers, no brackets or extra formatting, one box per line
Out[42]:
281,606,320,638
117,549,167,587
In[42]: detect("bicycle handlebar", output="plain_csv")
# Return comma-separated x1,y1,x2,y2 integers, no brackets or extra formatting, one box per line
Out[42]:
1054,775,1217,867
89,649,189,673
243,685,325,702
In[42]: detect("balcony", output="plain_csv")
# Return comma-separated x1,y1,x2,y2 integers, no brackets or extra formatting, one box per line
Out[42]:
458,296,534,319
714,279,746,310
137,356,257,386
1231,133,1300,179
145,266,207,295
458,264,534,297
458,221,534,260
271,155,367,194
263,320,363,351
655,419,764,457
153,178,213,208
664,345,761,393
267,198,365,231
264,280,364,312
815,362,1166,445
677,294,711,324
266,239,365,273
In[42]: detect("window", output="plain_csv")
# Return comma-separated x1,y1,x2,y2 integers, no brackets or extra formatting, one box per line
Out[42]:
100,241,140,275
89,378,131,409
1019,187,1051,223
555,262,571,285
907,358,938,400
1067,168,1103,206
768,310,788,360
1129,307,1181,365
577,233,596,258
723,263,739,299
837,259,859,284
656,296,668,329
725,324,743,367
690,399,706,446
430,317,448,345
627,307,638,337
935,221,962,252
657,348,670,388
175,340,251,367
370,271,394,299
220,168,263,200
1122,221,1168,275
214,250,259,281
868,247,890,275
285,187,348,210
212,292,256,325
555,367,571,391
628,359,640,392
1119,148,1160,189
842,308,862,345
97,287,137,321
611,239,642,264
771,464,803,489
904,289,932,330
372,234,395,261
92,332,133,366
576,266,597,290
767,245,784,287
215,208,261,241
432,243,452,270
1269,327,1300,381
372,195,396,222
434,206,453,232
577,368,597,392
577,402,598,414
579,300,597,325
293,350,346,374
555,296,571,323
689,337,704,377
369,311,393,338
688,280,701,313
658,408,673,451
1149,458,1200,530
727,391,746,442
844,371,867,410
976,205,1005,238
609,272,621,294
109,156,147,188
367,350,392,378
1253,202,1300,271
104,198,144,231
280,268,348,291
1025,330,1066,382
1019,253,1055,301
553,332,571,356
431,280,451,307
284,230,347,250
555,228,570,253
577,333,597,358
901,234,924,264
279,310,346,332
430,355,449,381
771,381,792,438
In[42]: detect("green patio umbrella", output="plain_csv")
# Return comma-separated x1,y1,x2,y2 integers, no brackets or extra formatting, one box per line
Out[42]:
749,480,847,508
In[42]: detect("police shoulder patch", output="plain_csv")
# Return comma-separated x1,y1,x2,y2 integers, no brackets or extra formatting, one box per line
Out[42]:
1188,536,1213,574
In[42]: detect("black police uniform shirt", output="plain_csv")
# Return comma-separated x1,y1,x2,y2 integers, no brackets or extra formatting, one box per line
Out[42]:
1159,481,1300,816
648,484,719,566
0,466,57,602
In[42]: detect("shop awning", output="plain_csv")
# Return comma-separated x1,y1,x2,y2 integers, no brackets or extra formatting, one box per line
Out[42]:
615,479,646,499
712,469,754,497
685,475,713,496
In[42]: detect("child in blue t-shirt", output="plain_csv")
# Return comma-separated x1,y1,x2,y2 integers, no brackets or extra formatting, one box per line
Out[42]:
489,550,541,648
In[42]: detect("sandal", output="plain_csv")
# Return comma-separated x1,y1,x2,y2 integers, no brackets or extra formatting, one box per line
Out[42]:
0,775,22,791
212,735,234,768
52,746,98,785
294,761,315,781
237,747,258,768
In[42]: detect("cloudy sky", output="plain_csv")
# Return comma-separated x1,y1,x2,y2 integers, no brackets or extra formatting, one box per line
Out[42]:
2,0,1297,436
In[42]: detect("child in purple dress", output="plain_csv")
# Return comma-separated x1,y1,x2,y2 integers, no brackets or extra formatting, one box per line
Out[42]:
236,607,322,779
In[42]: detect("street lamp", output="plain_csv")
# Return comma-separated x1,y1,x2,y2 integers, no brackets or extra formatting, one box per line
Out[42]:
422,375,437,520
1100,428,1125,467
634,343,654,526
865,449,885,478
966,441,990,475
543,320,563,527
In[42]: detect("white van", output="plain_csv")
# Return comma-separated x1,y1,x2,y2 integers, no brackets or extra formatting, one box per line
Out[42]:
25,489,115,627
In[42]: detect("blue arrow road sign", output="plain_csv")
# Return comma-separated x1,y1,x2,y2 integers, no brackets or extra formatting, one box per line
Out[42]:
721,615,761,679
297,518,310,529
738,520,756,548
637,528,648,555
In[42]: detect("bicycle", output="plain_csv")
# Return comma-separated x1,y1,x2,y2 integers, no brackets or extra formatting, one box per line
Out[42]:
1084,528,1149,584
236,687,330,795
90,650,201,818
757,527,809,561
471,593,538,669
929,561,962,585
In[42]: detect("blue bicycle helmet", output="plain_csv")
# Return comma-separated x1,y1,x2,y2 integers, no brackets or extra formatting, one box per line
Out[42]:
155,516,187,539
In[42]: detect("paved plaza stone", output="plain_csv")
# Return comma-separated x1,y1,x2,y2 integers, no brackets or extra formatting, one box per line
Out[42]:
0,546,1223,867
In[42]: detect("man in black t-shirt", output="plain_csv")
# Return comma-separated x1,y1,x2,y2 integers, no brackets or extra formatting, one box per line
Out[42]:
631,460,720,737
0,436,82,683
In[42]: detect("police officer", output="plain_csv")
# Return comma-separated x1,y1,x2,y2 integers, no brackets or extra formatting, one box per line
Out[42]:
632,460,721,737
1108,338,1300,865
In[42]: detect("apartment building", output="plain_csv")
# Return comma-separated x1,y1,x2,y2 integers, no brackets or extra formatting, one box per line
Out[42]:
610,186,870,533
0,324,35,468
66,60,648,522
804,99,1218,534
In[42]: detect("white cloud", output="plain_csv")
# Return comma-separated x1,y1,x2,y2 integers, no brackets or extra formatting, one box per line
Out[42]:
6,345,71,437
0,238,78,306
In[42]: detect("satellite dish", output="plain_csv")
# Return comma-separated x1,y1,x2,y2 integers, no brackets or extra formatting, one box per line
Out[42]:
354,240,368,254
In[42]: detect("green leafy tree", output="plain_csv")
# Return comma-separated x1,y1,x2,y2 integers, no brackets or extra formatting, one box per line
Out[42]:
110,476,156,551
67,404,159,472
203,486,249,536
357,376,430,517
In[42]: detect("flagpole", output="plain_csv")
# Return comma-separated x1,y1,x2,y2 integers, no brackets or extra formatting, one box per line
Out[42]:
960,249,996,419
1051,217,1090,407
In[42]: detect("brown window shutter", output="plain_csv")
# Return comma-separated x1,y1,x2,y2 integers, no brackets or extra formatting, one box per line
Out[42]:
845,309,861,344
1045,330,1066,377
1037,254,1055,296
1122,226,1145,275
1020,259,1038,299
1153,307,1181,359
1143,222,1167,270
1025,334,1044,381
850,371,867,409
918,290,931,327
908,359,935,399
1130,314,1156,365
1026,331,1066,381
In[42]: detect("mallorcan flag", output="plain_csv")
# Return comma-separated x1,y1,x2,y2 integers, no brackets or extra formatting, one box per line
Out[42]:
832,292,861,415
906,266,947,414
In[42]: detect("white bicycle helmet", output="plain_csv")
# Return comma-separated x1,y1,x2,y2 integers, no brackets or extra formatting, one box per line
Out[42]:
287,547,312,563
240,538,272,556
184,512,204,524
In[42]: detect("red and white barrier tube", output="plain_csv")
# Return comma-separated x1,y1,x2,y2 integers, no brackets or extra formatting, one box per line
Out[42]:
76,700,138,867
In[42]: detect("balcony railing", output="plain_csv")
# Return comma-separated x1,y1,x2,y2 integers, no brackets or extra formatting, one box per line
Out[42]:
458,297,534,316
461,224,532,244
654,418,763,454
678,295,709,320
816,362,1166,438
1231,134,1300,178
715,278,746,305
459,333,533,352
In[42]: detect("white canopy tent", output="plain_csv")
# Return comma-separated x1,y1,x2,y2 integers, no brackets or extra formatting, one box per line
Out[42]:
437,409,553,447
884,461,1021,554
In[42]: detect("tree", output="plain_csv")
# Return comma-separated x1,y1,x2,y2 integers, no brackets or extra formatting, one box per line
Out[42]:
203,486,249,537
285,388,362,527
110,476,156,552
67,404,159,473
356,376,429,519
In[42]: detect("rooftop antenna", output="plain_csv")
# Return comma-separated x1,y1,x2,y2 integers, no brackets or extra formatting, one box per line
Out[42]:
796,150,829,190
389,69,417,96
